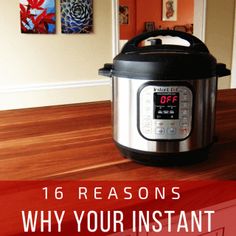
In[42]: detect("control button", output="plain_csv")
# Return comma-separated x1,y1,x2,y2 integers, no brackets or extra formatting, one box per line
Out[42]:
145,100,151,104
155,121,161,126
143,117,151,122
180,128,189,135
181,109,188,115
181,102,189,108
170,110,175,115
145,107,151,112
180,121,189,127
143,123,151,128
163,110,169,114
155,128,165,135
158,110,163,115
180,117,188,127
144,115,152,119
182,117,188,122
143,127,152,134
167,127,176,135
155,121,164,126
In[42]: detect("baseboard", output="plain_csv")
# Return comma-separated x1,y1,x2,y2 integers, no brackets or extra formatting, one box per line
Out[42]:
0,79,112,110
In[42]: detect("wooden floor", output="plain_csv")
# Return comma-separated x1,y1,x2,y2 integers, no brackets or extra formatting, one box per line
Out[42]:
0,89,236,180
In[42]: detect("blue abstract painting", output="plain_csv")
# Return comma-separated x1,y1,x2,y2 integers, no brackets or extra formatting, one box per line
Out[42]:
60,0,93,34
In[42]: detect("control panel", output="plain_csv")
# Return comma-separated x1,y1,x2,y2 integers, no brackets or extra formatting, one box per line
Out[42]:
138,84,193,140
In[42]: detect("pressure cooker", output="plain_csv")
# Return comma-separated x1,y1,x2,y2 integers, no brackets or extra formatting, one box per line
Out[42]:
99,30,230,165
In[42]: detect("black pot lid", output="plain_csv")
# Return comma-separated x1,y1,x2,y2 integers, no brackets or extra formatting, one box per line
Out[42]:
99,30,230,80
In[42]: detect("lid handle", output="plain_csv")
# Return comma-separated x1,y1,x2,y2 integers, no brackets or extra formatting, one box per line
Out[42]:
121,30,209,53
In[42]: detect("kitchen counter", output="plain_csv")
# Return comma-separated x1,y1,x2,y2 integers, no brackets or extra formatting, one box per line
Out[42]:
0,89,235,180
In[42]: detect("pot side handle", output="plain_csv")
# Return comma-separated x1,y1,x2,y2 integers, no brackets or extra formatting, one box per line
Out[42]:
217,63,231,77
98,63,113,77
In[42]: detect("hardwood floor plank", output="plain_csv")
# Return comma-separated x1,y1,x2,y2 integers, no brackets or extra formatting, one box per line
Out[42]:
0,91,235,180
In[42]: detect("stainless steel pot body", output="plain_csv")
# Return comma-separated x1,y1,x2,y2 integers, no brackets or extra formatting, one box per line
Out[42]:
113,77,217,154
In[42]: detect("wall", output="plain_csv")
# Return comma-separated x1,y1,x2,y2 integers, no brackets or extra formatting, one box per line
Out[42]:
0,0,112,110
1,0,234,110
119,0,136,39
205,0,235,89
120,0,194,40
136,0,193,34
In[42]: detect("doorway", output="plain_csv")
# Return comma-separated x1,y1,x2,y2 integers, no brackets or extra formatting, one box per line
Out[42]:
112,0,207,57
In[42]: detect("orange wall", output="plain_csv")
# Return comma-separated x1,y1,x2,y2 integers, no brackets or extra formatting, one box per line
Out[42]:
119,0,136,40
120,0,194,39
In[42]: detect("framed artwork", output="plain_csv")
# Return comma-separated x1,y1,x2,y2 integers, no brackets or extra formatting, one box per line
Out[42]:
20,0,56,34
173,25,187,33
162,0,178,21
145,22,155,32
119,5,129,25
60,0,93,34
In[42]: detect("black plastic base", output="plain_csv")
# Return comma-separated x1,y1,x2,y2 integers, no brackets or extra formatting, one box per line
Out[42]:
115,141,212,166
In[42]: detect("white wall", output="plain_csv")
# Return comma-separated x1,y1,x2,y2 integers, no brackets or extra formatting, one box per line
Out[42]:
230,1,236,88
205,0,235,89
0,0,112,110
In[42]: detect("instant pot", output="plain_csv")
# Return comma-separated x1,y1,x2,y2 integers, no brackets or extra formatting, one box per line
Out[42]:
99,30,230,165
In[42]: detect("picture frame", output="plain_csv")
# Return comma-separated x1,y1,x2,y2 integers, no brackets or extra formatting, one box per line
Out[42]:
60,0,93,34
20,0,56,34
162,0,177,21
145,21,155,32
119,5,129,25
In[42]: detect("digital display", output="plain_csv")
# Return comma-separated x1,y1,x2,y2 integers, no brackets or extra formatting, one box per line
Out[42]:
154,92,179,119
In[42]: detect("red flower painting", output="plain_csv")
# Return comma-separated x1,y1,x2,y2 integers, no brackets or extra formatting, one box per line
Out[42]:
20,0,56,34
